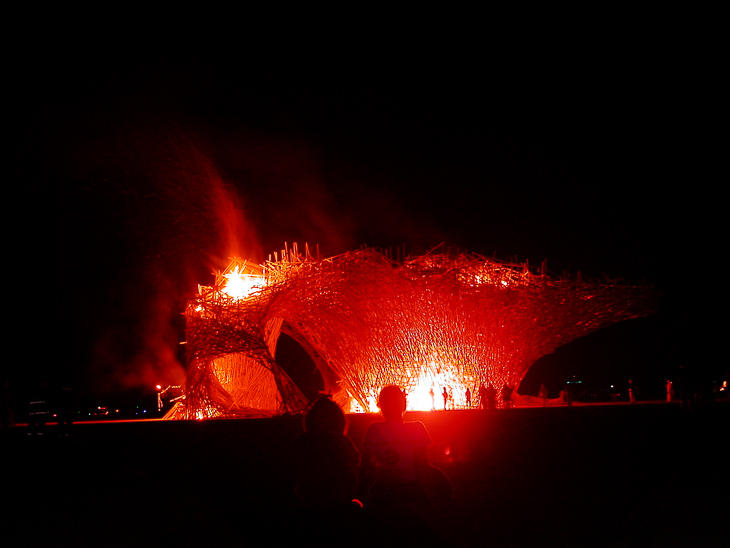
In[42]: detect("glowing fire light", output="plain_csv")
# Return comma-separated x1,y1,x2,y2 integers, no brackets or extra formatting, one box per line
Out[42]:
405,360,470,412
173,247,658,420
221,264,266,299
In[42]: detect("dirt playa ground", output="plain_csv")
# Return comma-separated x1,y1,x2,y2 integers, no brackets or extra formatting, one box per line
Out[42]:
3,401,727,547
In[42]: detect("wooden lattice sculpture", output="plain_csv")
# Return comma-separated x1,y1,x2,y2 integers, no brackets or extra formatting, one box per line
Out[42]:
176,245,658,419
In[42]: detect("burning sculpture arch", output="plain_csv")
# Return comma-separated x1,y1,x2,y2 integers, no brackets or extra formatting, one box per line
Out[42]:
171,245,657,419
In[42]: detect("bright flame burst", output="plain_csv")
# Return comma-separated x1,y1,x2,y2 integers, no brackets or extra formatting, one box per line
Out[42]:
407,363,469,412
221,265,266,300
350,357,473,413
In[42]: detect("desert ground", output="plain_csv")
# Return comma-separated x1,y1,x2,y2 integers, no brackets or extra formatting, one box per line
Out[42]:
3,401,727,547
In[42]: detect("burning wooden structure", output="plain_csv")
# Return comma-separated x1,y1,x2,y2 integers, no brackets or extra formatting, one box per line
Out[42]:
171,246,657,419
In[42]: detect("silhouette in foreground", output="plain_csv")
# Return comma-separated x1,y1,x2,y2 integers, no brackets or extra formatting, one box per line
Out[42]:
293,395,361,510
359,385,452,508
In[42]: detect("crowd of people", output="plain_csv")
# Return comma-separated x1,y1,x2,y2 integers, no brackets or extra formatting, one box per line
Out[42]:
292,382,520,515
429,383,514,411
293,386,453,514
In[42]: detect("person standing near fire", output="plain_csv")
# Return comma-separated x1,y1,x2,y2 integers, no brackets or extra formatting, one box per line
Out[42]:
500,384,513,409
628,379,636,404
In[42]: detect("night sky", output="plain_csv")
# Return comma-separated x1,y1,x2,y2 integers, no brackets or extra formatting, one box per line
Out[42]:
8,36,718,409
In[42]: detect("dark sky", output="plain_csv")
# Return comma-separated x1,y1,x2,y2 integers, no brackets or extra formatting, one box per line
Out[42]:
9,38,718,404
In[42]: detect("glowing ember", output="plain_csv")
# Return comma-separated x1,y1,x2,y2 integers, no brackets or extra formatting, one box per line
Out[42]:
173,246,657,420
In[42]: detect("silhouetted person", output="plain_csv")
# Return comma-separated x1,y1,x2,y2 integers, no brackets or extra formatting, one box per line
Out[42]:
628,379,636,404
294,395,361,510
359,385,451,507
465,387,471,408
539,384,549,407
562,385,573,407
666,379,674,402
500,384,513,409
442,387,449,410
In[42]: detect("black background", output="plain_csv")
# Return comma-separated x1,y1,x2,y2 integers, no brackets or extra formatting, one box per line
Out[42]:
8,26,719,411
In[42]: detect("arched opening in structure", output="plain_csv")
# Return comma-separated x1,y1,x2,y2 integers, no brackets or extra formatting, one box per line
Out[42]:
274,331,325,404
519,315,661,402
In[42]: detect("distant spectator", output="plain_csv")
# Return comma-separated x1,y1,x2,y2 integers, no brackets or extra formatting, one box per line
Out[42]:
666,379,674,402
500,385,513,409
628,380,636,404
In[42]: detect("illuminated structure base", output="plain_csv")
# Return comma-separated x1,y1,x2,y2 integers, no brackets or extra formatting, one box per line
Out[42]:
177,246,657,419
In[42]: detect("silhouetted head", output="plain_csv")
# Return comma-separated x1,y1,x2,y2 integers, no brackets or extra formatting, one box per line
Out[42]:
304,395,346,435
377,385,407,421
